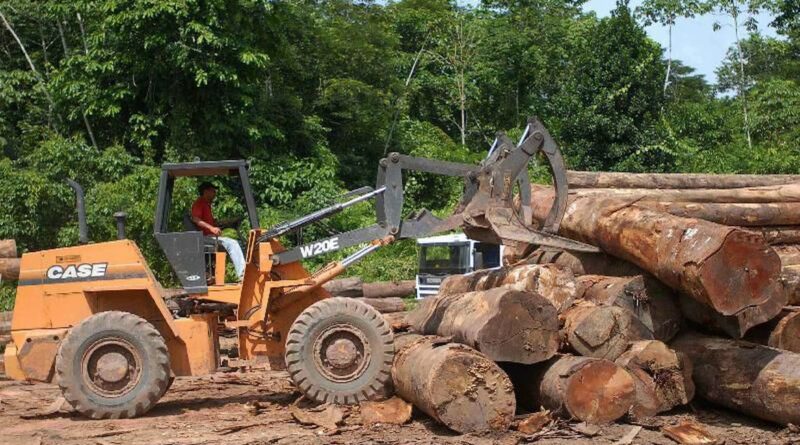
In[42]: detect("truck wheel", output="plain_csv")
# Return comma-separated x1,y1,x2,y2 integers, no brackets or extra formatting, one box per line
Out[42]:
55,311,171,419
286,297,394,404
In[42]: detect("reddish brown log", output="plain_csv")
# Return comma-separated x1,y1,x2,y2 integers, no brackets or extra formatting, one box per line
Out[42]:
575,275,682,342
363,281,416,299
438,264,577,312
672,333,800,425
322,277,363,298
407,287,559,364
530,190,785,334
524,248,644,277
678,293,787,339
551,183,800,203
637,201,800,226
782,265,800,305
743,309,800,353
0,240,16,258
560,301,654,360
506,355,636,424
615,340,694,419
773,244,800,266
566,171,800,190
0,258,20,281
746,226,800,245
361,297,405,313
392,335,516,433
382,312,409,332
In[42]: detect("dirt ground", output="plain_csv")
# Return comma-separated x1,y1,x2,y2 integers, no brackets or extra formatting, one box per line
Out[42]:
0,371,796,445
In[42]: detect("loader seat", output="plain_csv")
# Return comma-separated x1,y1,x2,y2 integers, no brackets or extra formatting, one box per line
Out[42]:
183,210,221,283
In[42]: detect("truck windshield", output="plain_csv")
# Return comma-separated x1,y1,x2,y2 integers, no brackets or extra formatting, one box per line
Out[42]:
418,243,470,275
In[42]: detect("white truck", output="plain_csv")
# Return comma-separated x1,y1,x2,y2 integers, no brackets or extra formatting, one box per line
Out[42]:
415,233,503,299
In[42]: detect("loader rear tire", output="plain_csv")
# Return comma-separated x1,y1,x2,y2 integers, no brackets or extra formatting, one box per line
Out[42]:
56,311,171,419
286,297,394,404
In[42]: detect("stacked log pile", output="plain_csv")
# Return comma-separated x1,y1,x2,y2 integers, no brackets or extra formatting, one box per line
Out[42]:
0,240,19,282
388,173,800,433
322,277,414,313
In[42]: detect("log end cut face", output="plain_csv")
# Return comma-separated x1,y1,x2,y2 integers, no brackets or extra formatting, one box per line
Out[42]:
430,350,516,433
697,230,782,316
564,360,636,424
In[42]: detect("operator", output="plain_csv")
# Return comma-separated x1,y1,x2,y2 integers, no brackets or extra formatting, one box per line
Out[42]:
191,182,246,281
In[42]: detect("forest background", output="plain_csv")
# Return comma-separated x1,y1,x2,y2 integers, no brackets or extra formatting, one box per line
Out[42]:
1,0,798,309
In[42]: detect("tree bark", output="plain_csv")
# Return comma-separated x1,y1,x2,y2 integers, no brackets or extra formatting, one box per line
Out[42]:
360,297,405,314
576,275,682,342
773,244,800,266
530,191,785,334
383,312,409,332
678,292,787,339
541,183,800,203
746,226,800,245
439,263,577,312
637,201,800,226
0,258,20,281
671,332,800,425
615,340,694,419
566,171,800,190
322,277,363,298
524,248,643,277
362,281,415,299
560,301,654,360
0,240,16,258
391,334,515,433
743,309,800,353
407,287,559,364
505,355,636,424
782,265,800,305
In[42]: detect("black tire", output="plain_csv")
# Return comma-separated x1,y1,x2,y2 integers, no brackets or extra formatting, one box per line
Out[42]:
286,297,394,404
55,311,171,419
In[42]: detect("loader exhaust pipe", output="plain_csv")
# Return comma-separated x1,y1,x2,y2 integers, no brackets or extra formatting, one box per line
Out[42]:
114,212,128,240
66,179,89,244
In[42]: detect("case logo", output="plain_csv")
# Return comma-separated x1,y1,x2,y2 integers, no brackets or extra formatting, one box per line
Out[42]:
47,263,108,280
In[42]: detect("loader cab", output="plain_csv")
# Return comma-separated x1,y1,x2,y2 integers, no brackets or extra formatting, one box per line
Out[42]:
154,160,260,294
415,233,503,299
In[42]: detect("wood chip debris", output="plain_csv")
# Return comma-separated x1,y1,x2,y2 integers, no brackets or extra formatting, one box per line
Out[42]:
662,420,718,445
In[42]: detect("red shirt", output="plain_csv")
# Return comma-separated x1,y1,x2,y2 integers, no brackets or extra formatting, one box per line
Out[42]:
191,197,216,236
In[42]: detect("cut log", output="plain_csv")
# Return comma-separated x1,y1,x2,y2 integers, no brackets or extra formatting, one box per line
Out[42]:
637,201,800,226
391,335,515,433
438,264,577,312
575,275,682,342
383,312,409,332
524,248,644,277
567,171,800,190
782,265,800,305
530,190,786,334
407,287,559,364
0,258,20,281
551,182,800,203
614,340,694,419
678,293,787,339
773,244,800,266
743,309,800,353
671,332,800,425
360,297,405,314
560,301,654,360
505,355,636,424
0,240,16,258
363,281,415,299
747,226,800,245
322,277,363,298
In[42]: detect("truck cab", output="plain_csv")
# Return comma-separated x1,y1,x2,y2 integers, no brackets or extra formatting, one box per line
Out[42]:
415,233,503,298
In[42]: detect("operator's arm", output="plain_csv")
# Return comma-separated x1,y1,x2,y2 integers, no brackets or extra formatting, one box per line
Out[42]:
191,202,221,236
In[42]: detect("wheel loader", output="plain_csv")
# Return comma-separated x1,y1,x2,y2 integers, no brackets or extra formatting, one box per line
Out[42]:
3,118,596,419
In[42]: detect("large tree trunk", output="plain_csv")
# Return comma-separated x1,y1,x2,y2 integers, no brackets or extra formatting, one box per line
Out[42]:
524,248,644,277
391,334,515,433
505,355,636,424
560,301,653,360
407,287,559,364
530,191,785,334
773,244,800,266
439,263,577,312
0,240,16,258
782,265,800,305
323,278,416,299
615,340,694,419
360,297,406,314
567,171,800,190
0,258,20,281
549,183,800,203
576,275,682,342
747,226,800,245
637,201,800,226
678,293,787,339
322,277,363,298
671,333,800,425
743,309,800,353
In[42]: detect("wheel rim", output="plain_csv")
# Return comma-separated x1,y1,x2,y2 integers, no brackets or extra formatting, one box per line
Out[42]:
81,337,142,397
312,324,371,383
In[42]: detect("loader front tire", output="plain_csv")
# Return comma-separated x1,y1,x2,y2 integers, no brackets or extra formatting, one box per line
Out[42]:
286,297,394,404
56,311,171,419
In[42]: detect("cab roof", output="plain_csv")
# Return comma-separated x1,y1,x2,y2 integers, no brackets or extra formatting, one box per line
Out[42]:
161,160,248,178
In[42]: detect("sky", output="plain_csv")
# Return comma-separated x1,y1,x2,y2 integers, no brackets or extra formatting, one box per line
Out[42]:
584,0,778,84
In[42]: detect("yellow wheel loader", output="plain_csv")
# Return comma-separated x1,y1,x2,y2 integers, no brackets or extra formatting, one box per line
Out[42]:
3,118,596,419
